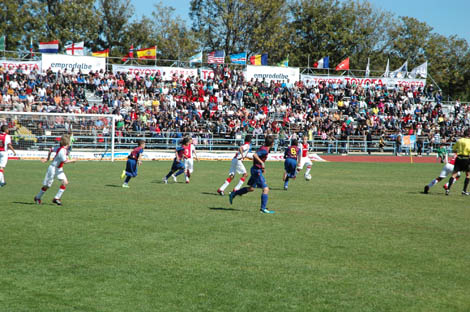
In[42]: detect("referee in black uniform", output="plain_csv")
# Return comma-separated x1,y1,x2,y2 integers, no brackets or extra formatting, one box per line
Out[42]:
446,129,470,195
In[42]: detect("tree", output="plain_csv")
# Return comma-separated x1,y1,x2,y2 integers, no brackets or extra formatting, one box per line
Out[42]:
0,0,34,53
97,0,134,55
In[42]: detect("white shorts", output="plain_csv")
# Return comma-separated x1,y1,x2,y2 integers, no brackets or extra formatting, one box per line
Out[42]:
229,158,247,175
43,166,67,187
0,152,7,168
298,157,312,170
439,163,454,178
184,158,194,173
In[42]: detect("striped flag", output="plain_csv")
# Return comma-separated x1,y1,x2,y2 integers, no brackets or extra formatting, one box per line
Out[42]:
230,52,247,65
189,51,202,63
39,40,59,53
92,49,109,58
207,50,225,64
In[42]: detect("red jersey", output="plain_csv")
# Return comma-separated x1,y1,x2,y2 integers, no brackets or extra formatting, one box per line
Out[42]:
449,155,457,165
300,143,309,158
0,133,11,152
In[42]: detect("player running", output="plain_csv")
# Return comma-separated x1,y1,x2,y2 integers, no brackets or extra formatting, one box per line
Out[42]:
217,135,252,195
424,154,460,194
0,125,17,187
283,139,301,190
229,136,275,214
297,135,313,180
163,137,190,184
121,140,145,188
34,134,76,205
172,136,199,183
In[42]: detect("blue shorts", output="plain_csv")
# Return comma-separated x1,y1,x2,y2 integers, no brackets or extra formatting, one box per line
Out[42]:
247,167,268,189
126,158,138,177
171,160,185,172
284,158,297,178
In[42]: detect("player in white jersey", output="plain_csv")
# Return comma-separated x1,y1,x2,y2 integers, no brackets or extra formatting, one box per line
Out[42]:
217,135,252,195
297,135,312,180
34,134,76,205
424,154,460,194
172,137,199,183
0,125,17,187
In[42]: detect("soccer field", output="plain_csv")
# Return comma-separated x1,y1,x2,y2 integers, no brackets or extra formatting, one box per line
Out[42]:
1,160,470,311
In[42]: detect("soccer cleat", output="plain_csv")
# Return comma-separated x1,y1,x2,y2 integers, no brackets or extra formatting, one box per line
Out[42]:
445,189,450,196
0,182,6,187
162,177,168,184
424,185,429,194
217,189,224,196
462,191,470,196
52,198,62,206
172,174,177,182
34,196,41,204
122,183,129,188
185,179,190,184
284,185,288,190
260,208,275,214
121,170,126,179
229,192,234,205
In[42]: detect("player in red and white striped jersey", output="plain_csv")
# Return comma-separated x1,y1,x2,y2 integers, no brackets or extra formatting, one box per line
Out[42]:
424,154,460,194
217,135,252,195
297,136,312,180
34,134,76,205
0,125,16,187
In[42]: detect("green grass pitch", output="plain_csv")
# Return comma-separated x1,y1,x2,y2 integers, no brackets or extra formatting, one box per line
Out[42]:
1,160,470,311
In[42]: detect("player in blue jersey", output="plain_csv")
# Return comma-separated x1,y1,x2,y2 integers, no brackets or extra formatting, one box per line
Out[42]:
121,140,145,188
162,137,190,184
283,139,301,190
229,136,275,214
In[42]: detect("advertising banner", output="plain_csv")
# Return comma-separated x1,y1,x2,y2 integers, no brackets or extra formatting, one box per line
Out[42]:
246,65,300,83
112,64,198,80
41,53,106,74
0,60,41,74
301,74,426,88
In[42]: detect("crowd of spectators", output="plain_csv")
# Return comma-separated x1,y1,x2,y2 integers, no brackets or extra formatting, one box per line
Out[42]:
0,63,468,151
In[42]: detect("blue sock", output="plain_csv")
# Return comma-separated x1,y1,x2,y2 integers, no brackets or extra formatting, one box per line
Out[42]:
235,187,249,197
125,176,131,183
165,171,174,179
175,169,185,177
284,177,289,188
261,193,268,210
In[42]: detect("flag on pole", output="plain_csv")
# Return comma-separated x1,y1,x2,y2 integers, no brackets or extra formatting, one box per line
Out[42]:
207,50,225,64
136,46,156,59
277,56,289,67
92,48,109,58
409,61,428,79
230,52,247,65
122,45,134,62
335,57,349,71
249,53,268,66
383,58,390,77
39,40,59,53
189,51,202,64
390,60,408,78
314,56,329,69
0,35,4,51
65,41,84,56
365,58,370,77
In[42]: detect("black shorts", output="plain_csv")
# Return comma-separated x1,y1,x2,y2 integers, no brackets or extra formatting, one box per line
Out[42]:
454,157,470,172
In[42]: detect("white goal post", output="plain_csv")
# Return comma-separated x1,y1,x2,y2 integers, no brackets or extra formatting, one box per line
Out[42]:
0,111,117,161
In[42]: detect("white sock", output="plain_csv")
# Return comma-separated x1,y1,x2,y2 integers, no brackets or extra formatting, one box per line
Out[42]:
219,178,232,191
55,186,66,199
234,177,246,191
305,166,312,175
0,170,4,183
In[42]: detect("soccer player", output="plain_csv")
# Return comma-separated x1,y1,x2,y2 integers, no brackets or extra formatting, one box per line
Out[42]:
283,139,301,190
121,140,145,188
172,137,199,183
0,125,16,187
297,135,313,180
229,136,275,214
34,134,76,205
424,154,460,194
445,129,470,195
162,137,189,184
217,135,252,195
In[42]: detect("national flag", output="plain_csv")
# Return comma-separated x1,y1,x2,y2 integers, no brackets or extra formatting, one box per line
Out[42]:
207,50,225,64
92,48,109,58
230,52,247,65
314,56,329,69
390,60,408,78
122,45,134,62
136,46,156,59
408,61,427,79
30,38,34,57
277,56,289,67
365,57,370,77
189,51,202,64
65,41,84,56
335,57,349,71
0,35,4,51
39,40,59,53
249,53,268,66
383,58,390,77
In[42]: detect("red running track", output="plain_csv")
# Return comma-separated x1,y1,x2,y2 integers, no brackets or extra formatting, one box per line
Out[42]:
322,155,441,163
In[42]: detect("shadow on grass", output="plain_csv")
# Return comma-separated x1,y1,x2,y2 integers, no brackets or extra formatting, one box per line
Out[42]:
150,180,183,184
12,201,54,206
201,192,220,196
105,184,122,188
209,207,244,212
